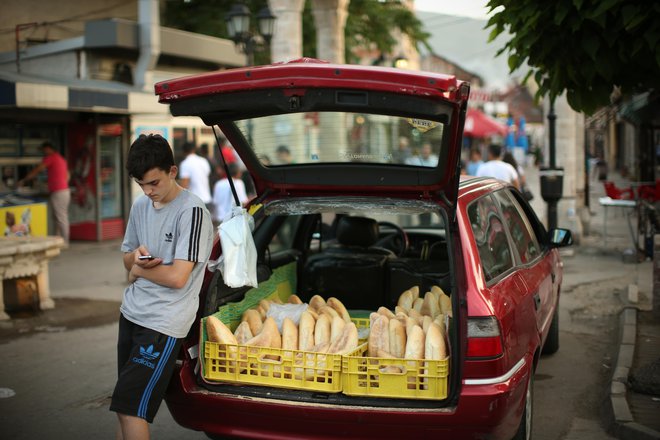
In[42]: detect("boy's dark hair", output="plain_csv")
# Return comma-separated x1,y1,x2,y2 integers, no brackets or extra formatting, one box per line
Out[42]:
126,134,175,179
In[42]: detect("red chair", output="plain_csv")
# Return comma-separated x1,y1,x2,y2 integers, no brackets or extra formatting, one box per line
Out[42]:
603,181,635,200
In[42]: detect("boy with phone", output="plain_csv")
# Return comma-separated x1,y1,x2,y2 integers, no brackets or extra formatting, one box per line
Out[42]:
111,134,213,440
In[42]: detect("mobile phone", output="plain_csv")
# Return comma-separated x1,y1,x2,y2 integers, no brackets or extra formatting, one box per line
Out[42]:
138,255,154,260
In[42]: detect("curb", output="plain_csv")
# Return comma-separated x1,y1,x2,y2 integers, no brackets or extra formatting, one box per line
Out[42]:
610,306,660,440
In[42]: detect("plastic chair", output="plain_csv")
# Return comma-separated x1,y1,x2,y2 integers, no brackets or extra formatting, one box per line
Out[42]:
603,181,635,200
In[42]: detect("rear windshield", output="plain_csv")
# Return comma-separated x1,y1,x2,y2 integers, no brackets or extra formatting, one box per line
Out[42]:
235,112,447,168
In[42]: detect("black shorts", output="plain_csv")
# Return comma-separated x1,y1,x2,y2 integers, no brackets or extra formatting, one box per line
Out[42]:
110,314,183,423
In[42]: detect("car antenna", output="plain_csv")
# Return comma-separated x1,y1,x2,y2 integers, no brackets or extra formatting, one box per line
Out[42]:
211,125,241,209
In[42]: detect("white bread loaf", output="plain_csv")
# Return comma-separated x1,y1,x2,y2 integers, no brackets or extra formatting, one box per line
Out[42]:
234,321,253,344
397,290,413,311
421,292,441,318
281,317,299,350
245,317,281,349
256,305,267,320
327,297,351,322
424,322,447,360
318,305,340,320
422,315,433,333
408,308,423,324
412,297,424,313
314,313,331,346
298,311,316,351
394,306,408,316
328,322,358,354
404,325,425,359
439,293,452,317
241,309,263,336
410,286,420,302
287,294,303,304
308,295,326,311
258,299,271,313
368,314,390,357
206,316,237,344
330,316,346,342
389,318,406,358
377,306,396,319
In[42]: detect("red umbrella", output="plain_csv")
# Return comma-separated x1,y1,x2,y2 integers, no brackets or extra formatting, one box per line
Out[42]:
463,108,507,138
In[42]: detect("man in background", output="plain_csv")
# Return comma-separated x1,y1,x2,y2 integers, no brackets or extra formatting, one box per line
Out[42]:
18,141,70,244
476,143,520,189
178,142,212,212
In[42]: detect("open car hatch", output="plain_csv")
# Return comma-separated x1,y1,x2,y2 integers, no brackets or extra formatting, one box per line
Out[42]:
155,59,470,206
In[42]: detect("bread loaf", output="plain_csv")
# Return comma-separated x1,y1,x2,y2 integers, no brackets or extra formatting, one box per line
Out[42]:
245,317,281,349
368,314,390,357
241,308,263,336
328,322,358,354
327,297,351,322
404,325,425,359
410,286,420,302
318,305,340,320
234,321,253,344
309,295,326,311
314,313,331,346
421,292,440,318
298,311,316,351
424,322,447,360
281,317,298,350
206,316,237,344
377,306,396,319
397,290,413,311
422,315,433,333
412,297,424,313
439,293,452,317
259,299,271,313
287,294,303,304
389,318,406,358
394,306,408,316
330,316,346,342
256,304,267,320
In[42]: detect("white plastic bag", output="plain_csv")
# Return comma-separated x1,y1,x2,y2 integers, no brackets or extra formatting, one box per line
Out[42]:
217,207,258,288
266,303,309,332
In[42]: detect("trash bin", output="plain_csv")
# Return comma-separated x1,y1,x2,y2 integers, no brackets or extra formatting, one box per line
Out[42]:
539,168,564,202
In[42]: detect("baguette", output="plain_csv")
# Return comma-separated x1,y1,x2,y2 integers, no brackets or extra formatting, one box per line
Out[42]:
404,325,425,359
298,311,316,351
421,291,440,318
327,297,351,322
368,314,390,357
424,322,447,360
245,317,281,349
439,293,452,317
389,318,406,358
318,305,340,320
314,313,331,346
397,290,413,311
412,297,424,313
330,316,346,343
234,321,253,344
394,306,408,316
206,316,237,344
422,315,433,333
410,286,420,302
377,306,396,319
328,322,358,354
309,295,326,311
287,294,303,304
241,308,263,336
281,317,299,350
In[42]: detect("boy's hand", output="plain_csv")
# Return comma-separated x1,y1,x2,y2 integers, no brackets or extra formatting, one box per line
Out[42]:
134,246,163,268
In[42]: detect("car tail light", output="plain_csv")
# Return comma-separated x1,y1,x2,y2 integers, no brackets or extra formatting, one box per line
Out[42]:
467,316,503,359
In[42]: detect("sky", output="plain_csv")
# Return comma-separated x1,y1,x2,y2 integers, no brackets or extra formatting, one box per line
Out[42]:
414,0,492,20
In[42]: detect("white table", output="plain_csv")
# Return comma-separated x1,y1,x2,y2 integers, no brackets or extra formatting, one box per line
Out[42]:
599,197,637,248
0,236,64,320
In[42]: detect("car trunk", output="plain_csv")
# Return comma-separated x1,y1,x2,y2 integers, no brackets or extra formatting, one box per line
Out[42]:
154,59,469,410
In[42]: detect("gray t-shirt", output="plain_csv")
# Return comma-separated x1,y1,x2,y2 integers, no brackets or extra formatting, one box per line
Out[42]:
120,190,214,338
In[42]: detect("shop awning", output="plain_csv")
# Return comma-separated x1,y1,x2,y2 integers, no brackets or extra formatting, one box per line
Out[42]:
463,108,507,138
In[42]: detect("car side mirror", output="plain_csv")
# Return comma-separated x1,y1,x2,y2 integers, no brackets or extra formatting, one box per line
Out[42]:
548,228,573,247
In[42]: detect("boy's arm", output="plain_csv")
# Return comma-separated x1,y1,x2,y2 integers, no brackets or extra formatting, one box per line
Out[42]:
129,259,194,289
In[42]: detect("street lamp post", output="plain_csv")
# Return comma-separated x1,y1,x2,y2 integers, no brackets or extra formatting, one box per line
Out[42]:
225,2,276,66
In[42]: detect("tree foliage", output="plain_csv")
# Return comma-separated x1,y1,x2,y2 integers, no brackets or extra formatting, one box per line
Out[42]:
162,0,429,66
486,0,660,114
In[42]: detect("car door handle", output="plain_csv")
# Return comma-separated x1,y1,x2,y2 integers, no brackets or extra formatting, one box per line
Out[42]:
533,292,541,311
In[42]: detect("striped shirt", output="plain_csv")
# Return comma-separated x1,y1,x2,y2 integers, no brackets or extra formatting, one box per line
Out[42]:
120,190,213,338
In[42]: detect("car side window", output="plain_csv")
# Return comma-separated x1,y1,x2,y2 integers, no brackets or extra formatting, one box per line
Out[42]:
493,190,541,264
467,194,514,281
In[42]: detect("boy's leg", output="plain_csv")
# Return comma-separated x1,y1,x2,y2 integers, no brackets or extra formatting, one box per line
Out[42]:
116,413,150,440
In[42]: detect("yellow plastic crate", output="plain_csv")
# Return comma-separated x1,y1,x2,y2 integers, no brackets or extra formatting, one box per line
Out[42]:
204,341,348,393
342,345,449,400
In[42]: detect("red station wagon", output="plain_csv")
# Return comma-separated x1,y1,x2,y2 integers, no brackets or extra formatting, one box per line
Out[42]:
154,59,572,440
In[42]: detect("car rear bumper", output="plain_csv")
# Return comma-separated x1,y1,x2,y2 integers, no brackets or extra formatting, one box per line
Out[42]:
166,354,532,440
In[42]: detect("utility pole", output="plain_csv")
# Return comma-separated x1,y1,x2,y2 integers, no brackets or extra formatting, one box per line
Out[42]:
540,98,563,231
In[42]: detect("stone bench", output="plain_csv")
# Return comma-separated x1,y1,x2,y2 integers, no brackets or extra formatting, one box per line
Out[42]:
0,236,65,320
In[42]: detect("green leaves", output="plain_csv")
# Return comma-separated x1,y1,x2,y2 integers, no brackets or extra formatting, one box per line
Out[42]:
486,0,659,114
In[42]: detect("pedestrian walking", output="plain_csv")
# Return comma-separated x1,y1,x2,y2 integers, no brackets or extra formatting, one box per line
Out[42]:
476,143,520,189
178,142,212,212
18,141,71,243
111,134,213,440
466,146,484,176
503,151,533,200
213,162,249,224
